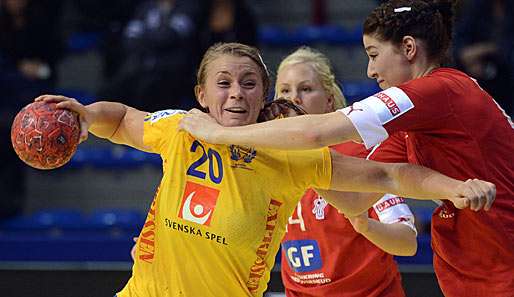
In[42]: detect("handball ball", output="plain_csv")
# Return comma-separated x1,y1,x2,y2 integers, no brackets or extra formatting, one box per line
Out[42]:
11,101,80,170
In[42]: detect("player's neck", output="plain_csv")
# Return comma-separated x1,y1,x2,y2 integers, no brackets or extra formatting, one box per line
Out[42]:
412,62,439,79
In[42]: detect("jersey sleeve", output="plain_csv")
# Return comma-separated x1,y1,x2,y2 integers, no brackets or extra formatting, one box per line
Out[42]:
366,132,408,163
366,134,415,232
285,148,332,191
372,194,417,234
338,76,451,148
329,141,370,159
143,109,186,154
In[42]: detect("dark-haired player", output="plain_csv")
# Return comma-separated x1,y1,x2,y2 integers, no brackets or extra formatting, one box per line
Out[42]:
180,1,513,296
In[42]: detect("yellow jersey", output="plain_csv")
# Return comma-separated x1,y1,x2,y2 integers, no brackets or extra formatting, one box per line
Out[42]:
117,111,332,297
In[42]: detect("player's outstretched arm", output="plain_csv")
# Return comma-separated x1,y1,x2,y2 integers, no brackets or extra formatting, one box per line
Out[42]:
35,95,151,152
316,187,418,255
315,190,383,216
327,151,496,211
347,212,418,256
179,108,360,149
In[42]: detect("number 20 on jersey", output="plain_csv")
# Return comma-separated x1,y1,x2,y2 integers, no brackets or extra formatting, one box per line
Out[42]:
186,140,224,184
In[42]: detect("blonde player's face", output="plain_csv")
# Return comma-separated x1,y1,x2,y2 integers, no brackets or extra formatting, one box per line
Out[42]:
275,63,334,114
197,55,265,127
364,34,412,90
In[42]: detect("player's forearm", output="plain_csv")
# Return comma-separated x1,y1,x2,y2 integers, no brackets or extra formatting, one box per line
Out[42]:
86,101,129,142
330,155,464,200
389,163,463,201
359,221,417,256
317,190,383,217
215,111,358,149
329,154,458,199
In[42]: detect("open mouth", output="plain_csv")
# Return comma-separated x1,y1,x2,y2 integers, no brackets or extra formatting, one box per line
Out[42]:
224,107,247,114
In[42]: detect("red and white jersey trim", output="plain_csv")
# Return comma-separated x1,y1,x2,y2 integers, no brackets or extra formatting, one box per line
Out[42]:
373,194,416,234
365,87,414,124
339,101,388,149
339,87,413,148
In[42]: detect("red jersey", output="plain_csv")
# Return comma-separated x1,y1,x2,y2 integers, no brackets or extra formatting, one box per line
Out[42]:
281,137,415,297
341,68,514,296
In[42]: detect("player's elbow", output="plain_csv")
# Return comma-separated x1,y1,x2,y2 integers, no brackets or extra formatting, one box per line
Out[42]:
371,167,396,193
342,207,368,218
303,128,326,149
297,113,348,149
331,203,368,217
400,240,418,257
395,230,418,256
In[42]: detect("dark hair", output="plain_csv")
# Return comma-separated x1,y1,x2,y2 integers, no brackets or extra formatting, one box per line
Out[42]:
363,0,456,63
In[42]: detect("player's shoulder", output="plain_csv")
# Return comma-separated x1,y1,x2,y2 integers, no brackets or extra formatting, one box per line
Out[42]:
404,68,471,92
402,70,444,90
144,109,187,125
279,147,331,161
142,109,188,154
390,68,463,111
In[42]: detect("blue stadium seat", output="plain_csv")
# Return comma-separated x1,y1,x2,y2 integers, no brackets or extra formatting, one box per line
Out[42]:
0,232,133,261
413,207,435,224
341,80,381,103
319,25,362,45
290,25,324,45
319,25,347,44
122,148,162,167
258,24,364,47
395,234,433,265
0,208,143,262
66,31,102,53
343,25,364,45
69,146,112,168
0,208,84,231
55,88,96,105
413,206,435,235
87,208,145,231
69,146,161,168
258,25,291,46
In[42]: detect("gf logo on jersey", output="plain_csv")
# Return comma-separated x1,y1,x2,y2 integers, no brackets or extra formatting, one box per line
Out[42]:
178,181,220,226
282,240,322,272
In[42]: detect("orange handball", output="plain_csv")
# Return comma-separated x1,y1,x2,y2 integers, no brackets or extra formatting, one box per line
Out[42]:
11,101,80,170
